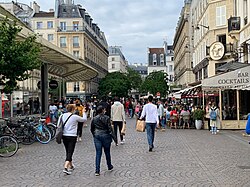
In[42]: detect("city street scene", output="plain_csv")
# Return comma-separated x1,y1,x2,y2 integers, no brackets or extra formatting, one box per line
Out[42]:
1,118,250,186
0,0,250,186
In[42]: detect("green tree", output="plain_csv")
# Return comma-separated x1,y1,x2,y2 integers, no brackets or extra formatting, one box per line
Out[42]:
140,71,168,97
126,67,142,90
0,18,41,93
98,72,131,98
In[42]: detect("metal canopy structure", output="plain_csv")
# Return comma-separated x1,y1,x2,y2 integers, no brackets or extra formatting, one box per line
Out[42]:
0,5,98,81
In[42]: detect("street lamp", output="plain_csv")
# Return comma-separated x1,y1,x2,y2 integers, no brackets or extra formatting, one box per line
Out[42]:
195,24,209,30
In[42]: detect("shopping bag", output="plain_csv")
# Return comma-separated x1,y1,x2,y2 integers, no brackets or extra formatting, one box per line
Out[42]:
121,122,126,135
136,120,146,132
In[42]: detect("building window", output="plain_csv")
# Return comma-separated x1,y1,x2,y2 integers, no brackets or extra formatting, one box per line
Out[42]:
47,21,53,29
160,54,164,66
171,57,174,61
60,22,67,31
73,21,79,31
198,69,202,80
169,65,173,72
195,72,198,81
48,34,53,41
73,36,79,47
60,37,66,47
203,66,208,79
216,6,226,26
73,51,79,58
112,64,115,69
74,82,79,92
112,57,115,61
153,53,157,66
36,22,43,29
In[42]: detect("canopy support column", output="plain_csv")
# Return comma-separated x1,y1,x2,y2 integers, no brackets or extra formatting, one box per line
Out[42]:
41,63,48,114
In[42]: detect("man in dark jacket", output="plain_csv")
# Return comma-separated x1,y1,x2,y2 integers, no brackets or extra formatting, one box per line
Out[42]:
98,96,111,117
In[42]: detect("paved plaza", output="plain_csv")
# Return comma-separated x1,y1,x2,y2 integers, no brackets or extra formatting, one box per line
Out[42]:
1,118,250,187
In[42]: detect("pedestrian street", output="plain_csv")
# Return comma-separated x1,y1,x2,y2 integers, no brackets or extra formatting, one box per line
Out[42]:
1,118,250,187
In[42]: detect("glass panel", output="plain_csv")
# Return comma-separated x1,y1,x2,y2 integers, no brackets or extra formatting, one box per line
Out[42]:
222,90,237,120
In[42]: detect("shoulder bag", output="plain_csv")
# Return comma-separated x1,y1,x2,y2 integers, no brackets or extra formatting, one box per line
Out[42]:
55,114,73,144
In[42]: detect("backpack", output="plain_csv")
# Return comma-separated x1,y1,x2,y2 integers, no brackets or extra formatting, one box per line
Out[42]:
210,108,217,120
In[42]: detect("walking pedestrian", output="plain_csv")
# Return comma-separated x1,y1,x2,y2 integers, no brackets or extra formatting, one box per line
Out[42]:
58,104,87,175
91,106,117,176
75,100,85,142
140,95,159,152
111,96,126,145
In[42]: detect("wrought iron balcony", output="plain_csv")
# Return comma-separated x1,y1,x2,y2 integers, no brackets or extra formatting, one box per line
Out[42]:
228,17,240,32
57,26,85,32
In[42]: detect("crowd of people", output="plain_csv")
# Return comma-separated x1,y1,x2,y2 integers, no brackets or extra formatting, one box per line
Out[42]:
51,95,222,176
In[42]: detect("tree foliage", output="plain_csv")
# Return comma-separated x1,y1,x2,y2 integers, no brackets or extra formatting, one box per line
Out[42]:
98,72,131,98
0,18,41,93
140,71,168,97
126,67,142,90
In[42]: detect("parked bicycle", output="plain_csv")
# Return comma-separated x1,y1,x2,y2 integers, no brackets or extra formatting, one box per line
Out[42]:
0,119,19,157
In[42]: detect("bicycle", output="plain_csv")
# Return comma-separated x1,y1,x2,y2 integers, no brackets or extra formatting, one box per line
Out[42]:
0,120,19,157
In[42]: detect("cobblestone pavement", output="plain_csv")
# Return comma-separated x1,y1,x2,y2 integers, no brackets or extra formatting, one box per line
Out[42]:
1,118,250,187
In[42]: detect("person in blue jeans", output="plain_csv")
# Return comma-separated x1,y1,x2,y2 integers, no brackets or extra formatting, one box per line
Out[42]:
140,95,159,152
91,106,117,176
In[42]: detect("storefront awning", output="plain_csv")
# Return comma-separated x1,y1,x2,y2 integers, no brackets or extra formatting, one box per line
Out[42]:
172,84,202,99
202,65,250,90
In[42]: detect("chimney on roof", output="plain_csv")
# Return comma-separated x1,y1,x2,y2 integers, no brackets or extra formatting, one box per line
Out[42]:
32,1,40,13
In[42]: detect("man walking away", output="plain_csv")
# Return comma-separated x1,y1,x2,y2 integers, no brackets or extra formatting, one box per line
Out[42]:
98,96,111,117
111,97,126,145
140,95,159,152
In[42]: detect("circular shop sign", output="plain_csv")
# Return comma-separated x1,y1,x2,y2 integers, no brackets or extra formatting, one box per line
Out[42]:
49,80,58,89
209,41,225,61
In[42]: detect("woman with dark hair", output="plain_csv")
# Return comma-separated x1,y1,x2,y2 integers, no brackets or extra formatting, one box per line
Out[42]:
91,105,116,176
57,104,87,175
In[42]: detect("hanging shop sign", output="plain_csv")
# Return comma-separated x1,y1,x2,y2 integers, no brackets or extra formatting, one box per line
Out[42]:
49,80,58,89
209,42,225,61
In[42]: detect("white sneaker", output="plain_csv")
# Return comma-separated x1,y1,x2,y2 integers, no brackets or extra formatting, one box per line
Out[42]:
79,137,82,142
120,140,125,145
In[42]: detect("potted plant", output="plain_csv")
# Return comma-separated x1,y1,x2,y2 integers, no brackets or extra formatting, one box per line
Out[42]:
192,108,205,130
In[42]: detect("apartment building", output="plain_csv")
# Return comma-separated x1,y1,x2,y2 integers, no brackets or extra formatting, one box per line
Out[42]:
108,46,128,73
31,0,109,99
148,42,174,85
173,0,195,88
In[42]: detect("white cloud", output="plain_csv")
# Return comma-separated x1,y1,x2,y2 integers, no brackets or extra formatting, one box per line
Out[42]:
11,0,184,63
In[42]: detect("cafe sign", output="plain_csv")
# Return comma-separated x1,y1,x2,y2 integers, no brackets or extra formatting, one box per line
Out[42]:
218,72,249,85
202,66,250,89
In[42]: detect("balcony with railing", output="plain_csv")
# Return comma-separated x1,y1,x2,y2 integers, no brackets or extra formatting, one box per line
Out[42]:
57,26,85,32
228,17,240,32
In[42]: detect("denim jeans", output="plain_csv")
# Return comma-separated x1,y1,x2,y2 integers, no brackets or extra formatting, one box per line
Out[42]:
94,133,112,173
146,123,156,149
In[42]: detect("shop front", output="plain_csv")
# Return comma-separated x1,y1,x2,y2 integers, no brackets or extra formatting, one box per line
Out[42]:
202,65,250,129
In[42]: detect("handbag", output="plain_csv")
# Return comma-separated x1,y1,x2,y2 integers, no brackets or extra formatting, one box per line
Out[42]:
55,114,73,144
121,121,126,135
136,119,146,132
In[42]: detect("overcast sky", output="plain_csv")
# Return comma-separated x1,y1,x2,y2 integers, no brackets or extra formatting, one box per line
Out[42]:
16,0,184,64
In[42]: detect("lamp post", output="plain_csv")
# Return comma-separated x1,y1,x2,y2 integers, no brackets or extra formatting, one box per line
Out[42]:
195,24,209,30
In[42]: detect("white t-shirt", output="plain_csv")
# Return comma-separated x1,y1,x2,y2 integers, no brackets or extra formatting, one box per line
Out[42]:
58,112,87,137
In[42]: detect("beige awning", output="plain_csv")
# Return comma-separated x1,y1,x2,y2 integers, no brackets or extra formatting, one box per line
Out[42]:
202,65,250,90
0,6,98,81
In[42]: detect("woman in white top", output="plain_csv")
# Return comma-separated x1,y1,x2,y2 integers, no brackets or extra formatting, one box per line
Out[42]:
57,104,87,175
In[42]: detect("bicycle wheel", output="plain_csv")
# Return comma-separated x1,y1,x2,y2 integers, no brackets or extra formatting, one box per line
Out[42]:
36,125,51,144
46,123,56,140
0,135,18,157
21,125,36,145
